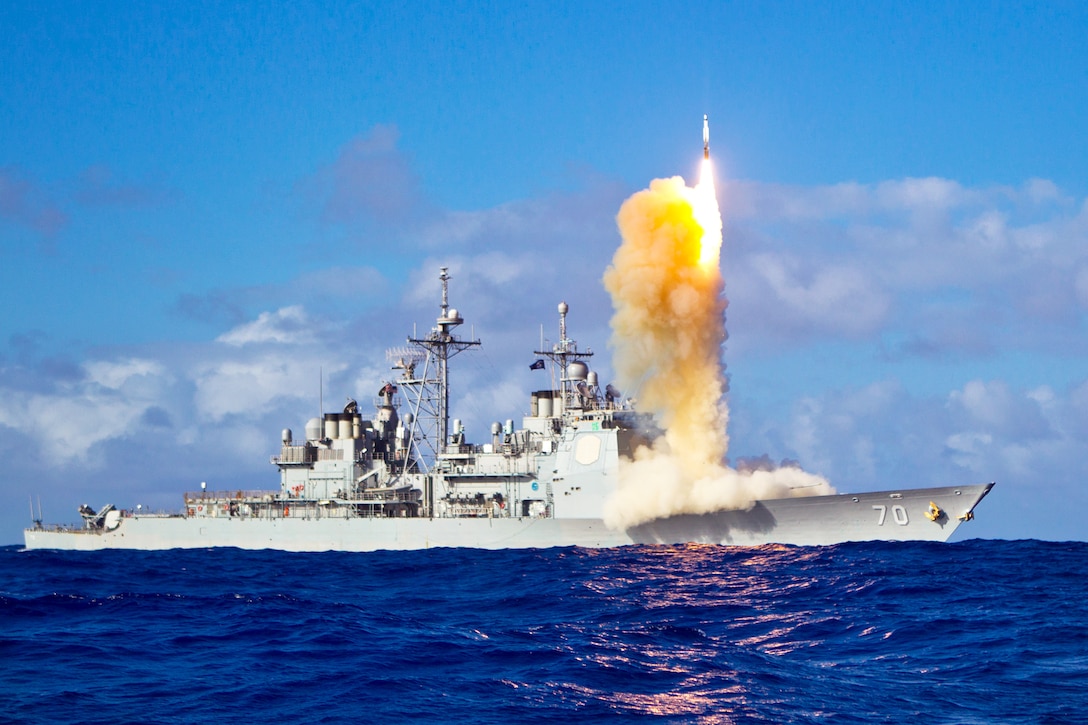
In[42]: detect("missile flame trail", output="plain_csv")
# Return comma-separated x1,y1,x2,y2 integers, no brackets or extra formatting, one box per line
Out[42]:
601,117,833,529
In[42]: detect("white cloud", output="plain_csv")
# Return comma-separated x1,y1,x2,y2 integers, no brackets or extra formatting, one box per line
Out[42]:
1022,178,1065,205
948,379,1053,440
875,177,976,213
744,253,890,336
83,358,168,390
943,430,994,472
192,332,358,422
720,176,1088,353
0,358,174,463
216,306,315,346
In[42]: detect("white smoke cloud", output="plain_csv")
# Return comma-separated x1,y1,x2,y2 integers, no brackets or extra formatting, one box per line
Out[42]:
604,438,833,529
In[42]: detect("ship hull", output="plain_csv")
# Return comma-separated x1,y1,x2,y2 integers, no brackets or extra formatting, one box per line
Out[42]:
23,483,992,552
629,484,993,547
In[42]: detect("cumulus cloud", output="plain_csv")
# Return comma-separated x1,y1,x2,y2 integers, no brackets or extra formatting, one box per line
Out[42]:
948,379,1054,441
874,177,979,215
216,306,316,346
721,176,1088,354
84,358,169,389
741,252,890,336
193,355,337,422
396,183,627,341
0,358,173,463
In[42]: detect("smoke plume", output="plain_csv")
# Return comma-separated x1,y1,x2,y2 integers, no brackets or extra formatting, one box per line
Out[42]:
602,164,834,529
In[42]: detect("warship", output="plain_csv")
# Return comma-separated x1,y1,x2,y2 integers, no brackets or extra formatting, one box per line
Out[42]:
24,269,993,551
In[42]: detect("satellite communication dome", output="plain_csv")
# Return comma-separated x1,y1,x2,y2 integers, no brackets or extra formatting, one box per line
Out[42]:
567,361,589,380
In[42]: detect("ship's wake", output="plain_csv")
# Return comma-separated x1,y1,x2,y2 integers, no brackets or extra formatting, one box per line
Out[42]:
602,160,834,529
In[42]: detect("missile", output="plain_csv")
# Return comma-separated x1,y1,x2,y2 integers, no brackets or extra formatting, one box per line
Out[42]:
703,114,709,159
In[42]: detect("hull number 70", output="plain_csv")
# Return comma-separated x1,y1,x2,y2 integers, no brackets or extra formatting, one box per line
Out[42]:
873,504,909,526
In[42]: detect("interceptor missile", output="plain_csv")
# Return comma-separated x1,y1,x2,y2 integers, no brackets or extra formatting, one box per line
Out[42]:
703,114,709,159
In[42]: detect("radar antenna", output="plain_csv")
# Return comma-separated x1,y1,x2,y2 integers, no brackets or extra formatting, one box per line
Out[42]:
534,301,594,415
396,267,481,460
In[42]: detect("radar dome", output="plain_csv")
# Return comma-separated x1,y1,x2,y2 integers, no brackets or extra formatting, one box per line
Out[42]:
567,361,589,381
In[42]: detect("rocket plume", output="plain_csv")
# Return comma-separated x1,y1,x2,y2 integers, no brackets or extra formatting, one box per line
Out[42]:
604,163,726,471
602,157,833,529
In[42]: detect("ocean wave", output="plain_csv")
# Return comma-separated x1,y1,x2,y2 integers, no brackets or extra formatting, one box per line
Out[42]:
1,540,1084,724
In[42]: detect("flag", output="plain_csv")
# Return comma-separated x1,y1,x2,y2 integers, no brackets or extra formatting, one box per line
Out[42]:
529,359,545,370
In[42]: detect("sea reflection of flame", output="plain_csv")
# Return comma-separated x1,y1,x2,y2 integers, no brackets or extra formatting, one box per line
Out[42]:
539,544,834,721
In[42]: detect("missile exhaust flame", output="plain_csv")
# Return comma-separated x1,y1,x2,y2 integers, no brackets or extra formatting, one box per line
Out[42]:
602,116,833,530
702,114,709,160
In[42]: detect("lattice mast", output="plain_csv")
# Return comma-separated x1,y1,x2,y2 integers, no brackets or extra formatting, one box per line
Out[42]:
406,267,480,452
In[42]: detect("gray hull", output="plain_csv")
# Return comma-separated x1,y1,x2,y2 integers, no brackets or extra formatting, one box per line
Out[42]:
24,483,992,552
629,484,993,547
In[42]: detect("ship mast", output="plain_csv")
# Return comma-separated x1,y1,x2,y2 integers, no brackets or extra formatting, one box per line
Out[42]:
406,267,480,452
534,301,593,415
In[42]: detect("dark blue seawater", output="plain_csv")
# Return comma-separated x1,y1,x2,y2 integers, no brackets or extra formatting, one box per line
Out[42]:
1,540,1085,724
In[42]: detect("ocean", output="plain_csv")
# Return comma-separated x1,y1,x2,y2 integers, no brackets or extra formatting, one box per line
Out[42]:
1,540,1084,724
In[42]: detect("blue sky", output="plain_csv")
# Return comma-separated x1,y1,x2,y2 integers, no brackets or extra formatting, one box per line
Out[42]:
2,1,1087,542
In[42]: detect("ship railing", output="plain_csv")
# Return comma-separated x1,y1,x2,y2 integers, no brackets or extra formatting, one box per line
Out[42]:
183,489,279,504
435,437,550,458
372,451,415,465
124,507,182,517
445,503,505,518
27,523,93,534
272,444,316,465
359,489,419,503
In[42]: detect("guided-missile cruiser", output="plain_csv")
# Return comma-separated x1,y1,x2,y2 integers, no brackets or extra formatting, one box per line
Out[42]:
24,266,994,552
703,114,710,159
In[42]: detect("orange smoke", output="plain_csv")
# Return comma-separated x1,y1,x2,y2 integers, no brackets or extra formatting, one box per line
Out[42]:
602,160,833,529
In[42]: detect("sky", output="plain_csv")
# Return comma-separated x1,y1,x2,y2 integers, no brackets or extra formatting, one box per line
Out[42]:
2,1,1087,543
